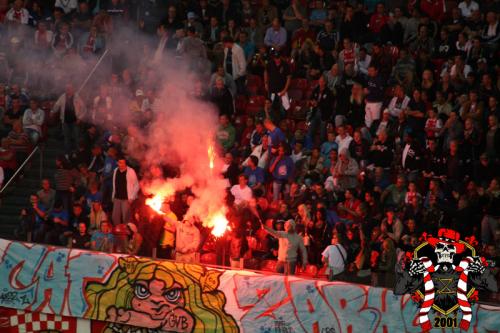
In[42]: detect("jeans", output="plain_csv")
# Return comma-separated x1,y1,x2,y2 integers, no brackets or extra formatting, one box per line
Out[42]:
276,260,297,275
62,122,79,155
24,128,40,144
481,215,499,244
112,198,131,225
272,181,290,202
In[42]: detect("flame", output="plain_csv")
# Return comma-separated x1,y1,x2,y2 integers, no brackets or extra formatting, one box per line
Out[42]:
208,144,215,170
146,195,165,215
209,211,229,237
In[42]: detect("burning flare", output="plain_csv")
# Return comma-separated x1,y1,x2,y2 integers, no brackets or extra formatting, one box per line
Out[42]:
208,144,215,170
146,195,165,215
209,211,229,237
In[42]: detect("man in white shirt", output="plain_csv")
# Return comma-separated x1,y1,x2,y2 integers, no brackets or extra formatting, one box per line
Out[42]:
223,36,247,94
54,0,78,14
458,0,479,19
322,233,347,280
385,84,410,118
335,125,353,153
6,0,29,25
22,99,45,144
243,135,269,169
355,47,371,76
230,174,253,206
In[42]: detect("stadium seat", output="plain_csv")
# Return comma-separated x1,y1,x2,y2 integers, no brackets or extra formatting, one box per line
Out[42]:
260,259,277,272
290,78,308,92
247,75,263,95
288,88,303,101
200,253,217,265
235,95,248,114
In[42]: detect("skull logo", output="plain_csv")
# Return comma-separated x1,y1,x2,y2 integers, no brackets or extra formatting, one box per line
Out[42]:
435,242,456,264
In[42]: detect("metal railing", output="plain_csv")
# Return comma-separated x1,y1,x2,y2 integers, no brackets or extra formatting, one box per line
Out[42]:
0,145,43,195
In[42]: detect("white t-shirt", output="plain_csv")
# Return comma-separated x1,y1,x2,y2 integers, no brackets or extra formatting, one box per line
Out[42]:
458,1,479,18
322,244,347,275
335,135,353,153
230,185,253,205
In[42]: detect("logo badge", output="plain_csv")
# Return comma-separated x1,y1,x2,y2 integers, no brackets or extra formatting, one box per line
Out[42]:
395,228,498,331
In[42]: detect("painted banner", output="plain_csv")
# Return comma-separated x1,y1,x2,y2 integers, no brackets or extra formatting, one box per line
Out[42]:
0,238,499,332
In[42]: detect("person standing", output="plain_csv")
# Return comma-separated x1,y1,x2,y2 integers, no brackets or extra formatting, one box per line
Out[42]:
262,219,307,275
22,99,45,144
158,201,177,259
223,36,247,94
51,83,86,157
175,218,201,263
111,157,139,226
364,65,385,128
322,232,347,281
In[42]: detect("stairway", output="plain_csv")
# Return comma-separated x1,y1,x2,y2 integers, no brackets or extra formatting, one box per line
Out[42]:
0,134,65,239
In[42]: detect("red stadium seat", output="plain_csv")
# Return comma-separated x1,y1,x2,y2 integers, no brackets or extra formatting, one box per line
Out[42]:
200,253,217,265
260,259,277,272
290,78,308,92
288,88,303,101
247,75,263,95
235,95,248,114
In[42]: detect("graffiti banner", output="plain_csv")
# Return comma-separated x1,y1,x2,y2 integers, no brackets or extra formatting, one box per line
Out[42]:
0,239,499,332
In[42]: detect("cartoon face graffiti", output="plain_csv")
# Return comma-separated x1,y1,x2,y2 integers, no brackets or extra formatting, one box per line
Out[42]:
85,257,239,333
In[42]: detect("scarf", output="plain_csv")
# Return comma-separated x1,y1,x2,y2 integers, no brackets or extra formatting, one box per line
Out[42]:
417,256,476,331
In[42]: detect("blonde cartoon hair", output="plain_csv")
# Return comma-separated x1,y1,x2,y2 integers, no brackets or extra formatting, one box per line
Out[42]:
85,257,239,333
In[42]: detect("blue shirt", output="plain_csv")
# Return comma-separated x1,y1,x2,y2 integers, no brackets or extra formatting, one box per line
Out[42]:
238,41,255,60
271,156,295,182
102,156,117,181
244,166,265,187
321,141,338,159
268,127,286,149
264,27,287,48
91,232,115,252
84,191,103,210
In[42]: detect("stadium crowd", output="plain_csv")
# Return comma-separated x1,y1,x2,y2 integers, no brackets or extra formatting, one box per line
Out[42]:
0,0,499,292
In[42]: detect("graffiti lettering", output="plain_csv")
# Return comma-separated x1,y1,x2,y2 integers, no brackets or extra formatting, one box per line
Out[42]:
0,242,115,316
165,312,190,330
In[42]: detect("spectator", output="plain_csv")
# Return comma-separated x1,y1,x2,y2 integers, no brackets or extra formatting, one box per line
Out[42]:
90,221,115,253
269,143,294,202
158,201,177,259
364,65,385,128
243,156,265,192
51,83,86,157
175,218,201,263
458,0,479,19
126,222,143,255
22,98,44,144
316,20,336,52
6,0,29,25
264,18,286,50
211,77,234,116
332,149,359,192
71,222,91,249
89,199,107,235
257,0,278,29
231,174,253,206
262,218,307,275
37,179,56,214
322,232,348,281
283,0,306,33
216,114,236,152
111,157,139,226
223,36,246,94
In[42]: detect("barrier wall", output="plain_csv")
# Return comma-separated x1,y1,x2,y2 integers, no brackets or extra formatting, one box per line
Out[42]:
0,239,499,332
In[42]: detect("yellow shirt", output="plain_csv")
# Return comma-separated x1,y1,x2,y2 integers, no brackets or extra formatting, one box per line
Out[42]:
159,212,177,247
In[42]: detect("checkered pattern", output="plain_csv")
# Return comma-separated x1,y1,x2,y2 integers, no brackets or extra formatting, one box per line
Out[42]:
0,307,79,333
10,310,72,333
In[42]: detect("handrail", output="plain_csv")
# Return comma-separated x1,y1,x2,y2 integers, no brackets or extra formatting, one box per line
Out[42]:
0,146,40,194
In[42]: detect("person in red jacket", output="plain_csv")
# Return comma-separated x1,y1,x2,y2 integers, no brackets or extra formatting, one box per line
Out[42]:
369,3,388,34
